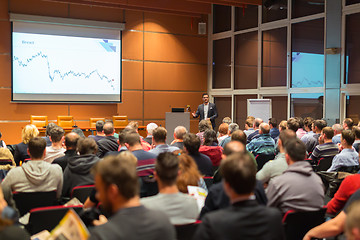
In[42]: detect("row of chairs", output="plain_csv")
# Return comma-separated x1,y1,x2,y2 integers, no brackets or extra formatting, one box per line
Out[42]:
30,115,129,128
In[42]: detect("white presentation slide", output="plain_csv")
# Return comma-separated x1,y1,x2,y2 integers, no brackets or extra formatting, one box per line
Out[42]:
12,32,121,102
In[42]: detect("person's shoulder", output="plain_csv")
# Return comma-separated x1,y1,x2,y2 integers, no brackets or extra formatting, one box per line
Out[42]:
140,194,161,206
199,153,211,161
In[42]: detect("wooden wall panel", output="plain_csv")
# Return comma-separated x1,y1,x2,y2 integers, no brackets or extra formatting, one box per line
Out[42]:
144,91,203,119
68,4,124,22
117,91,143,119
125,10,143,31
0,21,10,53
0,0,8,19
0,55,11,87
9,0,68,17
122,60,143,90
69,104,118,120
144,62,207,91
122,31,143,60
144,32,207,64
0,122,30,144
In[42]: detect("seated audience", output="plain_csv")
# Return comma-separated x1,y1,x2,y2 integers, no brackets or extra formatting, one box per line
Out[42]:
296,117,306,139
343,117,354,130
0,131,6,148
287,117,300,134
88,120,105,142
126,121,151,151
62,138,100,197
310,126,339,162
53,132,79,171
176,152,207,193
301,117,315,144
42,123,57,147
72,127,85,138
217,123,229,144
170,126,187,149
199,130,223,167
2,137,63,198
306,119,327,154
97,122,119,158
144,122,158,145
219,123,239,148
14,124,39,166
352,126,360,152
105,129,131,156
88,153,175,240
196,120,211,145
230,130,257,165
247,118,264,143
44,126,66,163
332,123,343,144
141,152,198,224
256,130,296,184
266,138,324,214
149,127,179,157
327,130,359,172
246,123,275,156
222,117,232,125
0,148,16,180
183,133,213,176
244,116,255,137
269,117,279,140
194,152,284,240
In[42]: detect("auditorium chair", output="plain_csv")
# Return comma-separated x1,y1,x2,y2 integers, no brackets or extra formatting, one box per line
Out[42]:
30,115,48,128
203,176,214,189
113,116,128,127
255,154,275,171
0,159,14,166
89,118,105,128
175,221,201,240
282,208,326,240
13,191,58,217
57,116,74,128
27,205,83,235
317,156,334,172
70,185,95,204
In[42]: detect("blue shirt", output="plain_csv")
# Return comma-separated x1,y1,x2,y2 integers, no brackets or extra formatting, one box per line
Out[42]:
149,144,179,157
219,136,231,148
327,148,359,172
270,128,280,139
332,134,341,144
246,134,275,155
247,130,259,144
301,131,316,144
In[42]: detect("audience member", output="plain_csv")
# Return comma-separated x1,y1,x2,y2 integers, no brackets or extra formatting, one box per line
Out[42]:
88,153,175,240
332,123,343,144
306,119,327,154
256,130,296,184
244,116,255,137
144,123,158,145
43,122,57,146
199,130,223,167
327,130,359,172
274,120,287,144
345,199,360,240
222,117,232,125
52,132,80,172
126,121,151,151
301,117,315,144
105,129,131,156
62,138,100,197
44,126,65,163
0,148,16,173
196,120,211,145
343,118,354,130
295,117,306,139
0,131,6,148
352,127,360,152
266,138,324,214
287,117,300,133
170,126,187,149
230,130,247,145
72,127,85,138
89,120,105,142
194,152,284,240
217,123,229,144
2,137,63,199
149,127,179,156
219,123,239,148
141,152,198,224
246,123,275,155
183,133,213,176
13,124,39,166
247,118,263,143
97,122,119,158
310,127,339,162
176,152,207,193
269,117,279,140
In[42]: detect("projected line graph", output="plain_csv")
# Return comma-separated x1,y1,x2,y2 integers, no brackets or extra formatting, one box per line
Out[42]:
13,51,115,90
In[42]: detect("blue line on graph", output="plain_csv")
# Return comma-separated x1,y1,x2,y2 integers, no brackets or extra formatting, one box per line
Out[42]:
13,51,115,89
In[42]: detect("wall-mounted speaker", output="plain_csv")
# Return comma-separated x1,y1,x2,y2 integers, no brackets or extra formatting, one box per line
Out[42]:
198,22,206,35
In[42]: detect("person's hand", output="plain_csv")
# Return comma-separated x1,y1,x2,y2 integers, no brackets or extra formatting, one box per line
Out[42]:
192,111,196,117
302,234,311,240
93,215,108,226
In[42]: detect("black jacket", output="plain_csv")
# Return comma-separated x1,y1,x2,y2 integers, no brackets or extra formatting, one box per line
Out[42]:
62,154,100,197
97,136,119,158
52,149,77,172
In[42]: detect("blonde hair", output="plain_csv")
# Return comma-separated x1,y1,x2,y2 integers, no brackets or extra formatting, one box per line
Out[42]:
21,124,39,144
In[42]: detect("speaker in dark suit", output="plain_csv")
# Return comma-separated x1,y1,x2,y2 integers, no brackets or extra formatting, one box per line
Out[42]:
192,93,218,130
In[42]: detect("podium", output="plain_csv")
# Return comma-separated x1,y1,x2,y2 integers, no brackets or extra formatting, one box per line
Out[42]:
165,112,190,144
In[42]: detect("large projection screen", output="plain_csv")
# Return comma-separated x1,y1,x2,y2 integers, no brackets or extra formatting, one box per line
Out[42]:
11,15,123,103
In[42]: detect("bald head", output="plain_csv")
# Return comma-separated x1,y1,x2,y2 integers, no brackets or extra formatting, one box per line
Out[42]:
259,123,270,134
65,132,80,150
254,118,263,129
103,122,115,136
223,141,245,157
332,124,343,135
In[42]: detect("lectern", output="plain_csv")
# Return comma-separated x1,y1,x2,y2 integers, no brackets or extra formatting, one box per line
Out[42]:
165,112,190,144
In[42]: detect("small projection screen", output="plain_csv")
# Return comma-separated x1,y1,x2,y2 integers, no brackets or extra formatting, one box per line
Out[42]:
11,15,123,103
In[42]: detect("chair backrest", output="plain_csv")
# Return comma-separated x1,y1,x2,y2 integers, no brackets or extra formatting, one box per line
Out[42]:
112,116,128,127
30,115,48,128
317,156,334,172
203,176,214,189
90,118,105,128
13,191,58,217
175,221,201,240
0,159,14,165
337,165,360,173
27,205,83,235
57,116,74,128
71,185,95,204
282,208,326,240
255,154,275,171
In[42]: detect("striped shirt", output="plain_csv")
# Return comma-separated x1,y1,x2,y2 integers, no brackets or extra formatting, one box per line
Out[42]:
246,133,275,155
132,149,156,177
310,142,339,162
